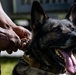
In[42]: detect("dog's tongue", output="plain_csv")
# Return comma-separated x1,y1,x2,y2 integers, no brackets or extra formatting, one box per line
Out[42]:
60,50,76,74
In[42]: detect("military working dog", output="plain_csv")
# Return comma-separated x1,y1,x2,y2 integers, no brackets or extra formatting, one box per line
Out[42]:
13,1,76,75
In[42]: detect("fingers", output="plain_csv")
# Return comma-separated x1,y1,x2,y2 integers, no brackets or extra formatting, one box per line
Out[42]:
20,38,27,50
5,35,21,54
6,42,18,54
6,47,18,54
20,38,31,51
6,48,17,54
0,25,32,54
6,43,18,54
13,26,32,40
27,32,32,40
24,29,32,40
6,50,12,54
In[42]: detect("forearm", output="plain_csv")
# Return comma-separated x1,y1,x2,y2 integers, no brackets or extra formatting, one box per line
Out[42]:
0,2,17,28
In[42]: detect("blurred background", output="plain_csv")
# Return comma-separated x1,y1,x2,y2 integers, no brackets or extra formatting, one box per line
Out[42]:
1,0,76,75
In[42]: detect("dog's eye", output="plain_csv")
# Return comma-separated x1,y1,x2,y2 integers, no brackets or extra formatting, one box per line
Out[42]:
53,28,58,31
67,24,75,31
71,27,75,31
67,24,72,28
52,26,61,32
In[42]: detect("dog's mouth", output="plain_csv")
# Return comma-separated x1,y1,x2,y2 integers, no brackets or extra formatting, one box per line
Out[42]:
55,46,76,74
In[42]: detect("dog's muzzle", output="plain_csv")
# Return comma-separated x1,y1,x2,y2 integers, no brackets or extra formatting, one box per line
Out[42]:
58,31,76,74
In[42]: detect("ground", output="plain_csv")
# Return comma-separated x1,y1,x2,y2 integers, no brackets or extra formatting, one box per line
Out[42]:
1,57,19,75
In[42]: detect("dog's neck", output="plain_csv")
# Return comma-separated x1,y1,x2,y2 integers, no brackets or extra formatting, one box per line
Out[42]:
21,56,70,75
23,51,66,74
28,40,66,74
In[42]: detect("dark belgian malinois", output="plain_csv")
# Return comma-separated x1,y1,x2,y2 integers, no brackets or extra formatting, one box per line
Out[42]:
13,1,76,75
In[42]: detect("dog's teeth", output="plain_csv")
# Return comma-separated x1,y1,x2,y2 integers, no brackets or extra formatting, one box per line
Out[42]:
55,49,64,59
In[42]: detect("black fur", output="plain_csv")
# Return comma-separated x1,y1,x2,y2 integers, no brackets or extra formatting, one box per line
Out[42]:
13,1,76,75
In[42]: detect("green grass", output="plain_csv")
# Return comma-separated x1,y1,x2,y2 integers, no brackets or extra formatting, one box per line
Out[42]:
1,57,20,75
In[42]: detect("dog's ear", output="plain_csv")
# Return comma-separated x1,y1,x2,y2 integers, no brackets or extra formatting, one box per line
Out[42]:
65,3,76,25
31,1,48,29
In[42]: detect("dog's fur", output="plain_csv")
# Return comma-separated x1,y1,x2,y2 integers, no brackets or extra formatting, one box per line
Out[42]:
12,1,76,75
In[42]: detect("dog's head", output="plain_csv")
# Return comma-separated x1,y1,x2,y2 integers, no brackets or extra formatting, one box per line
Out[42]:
30,1,76,74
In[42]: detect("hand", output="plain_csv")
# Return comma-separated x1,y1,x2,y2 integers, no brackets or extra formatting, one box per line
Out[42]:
0,8,22,54
13,26,32,51
0,25,21,54
0,2,32,53
13,26,32,40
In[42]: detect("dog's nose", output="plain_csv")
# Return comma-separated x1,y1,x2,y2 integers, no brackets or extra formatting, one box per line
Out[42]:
69,31,76,39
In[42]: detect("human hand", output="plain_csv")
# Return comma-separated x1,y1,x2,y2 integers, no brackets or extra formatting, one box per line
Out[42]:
0,25,21,54
0,2,32,53
0,16,32,53
13,26,32,40
13,26,32,50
